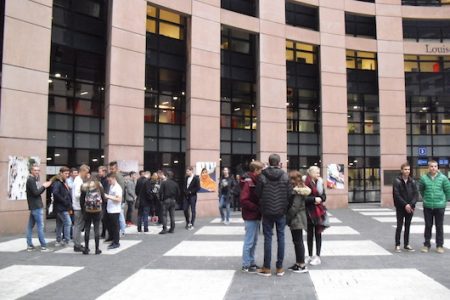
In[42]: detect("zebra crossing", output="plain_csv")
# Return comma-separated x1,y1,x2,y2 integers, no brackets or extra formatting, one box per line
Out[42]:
1,207,450,299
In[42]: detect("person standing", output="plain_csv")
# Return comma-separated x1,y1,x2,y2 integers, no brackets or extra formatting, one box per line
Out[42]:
233,174,242,211
256,154,291,277
286,171,311,273
72,164,90,252
98,166,109,239
66,167,78,191
105,173,123,249
218,167,235,225
25,165,52,252
419,160,450,254
393,162,419,252
304,166,327,266
137,173,156,232
52,167,73,246
159,171,180,234
240,161,263,273
124,171,137,226
184,166,200,230
109,161,126,235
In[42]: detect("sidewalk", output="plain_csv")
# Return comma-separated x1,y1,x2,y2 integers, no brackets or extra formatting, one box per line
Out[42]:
0,204,449,300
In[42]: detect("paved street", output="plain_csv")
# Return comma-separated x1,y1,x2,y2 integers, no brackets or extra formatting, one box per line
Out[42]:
1,203,450,300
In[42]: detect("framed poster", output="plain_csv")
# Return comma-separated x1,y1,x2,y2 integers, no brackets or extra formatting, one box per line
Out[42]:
8,156,40,200
327,164,345,189
196,162,217,193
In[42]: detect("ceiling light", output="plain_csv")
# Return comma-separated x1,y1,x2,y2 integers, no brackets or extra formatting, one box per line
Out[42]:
55,73,61,78
54,153,60,157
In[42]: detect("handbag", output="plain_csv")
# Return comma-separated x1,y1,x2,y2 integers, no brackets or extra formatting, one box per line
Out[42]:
47,194,54,215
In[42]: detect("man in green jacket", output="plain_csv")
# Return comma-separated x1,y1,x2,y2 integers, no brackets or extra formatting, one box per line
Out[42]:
419,160,450,254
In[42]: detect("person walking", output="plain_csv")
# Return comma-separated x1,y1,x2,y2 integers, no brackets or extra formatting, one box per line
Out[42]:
25,165,52,252
184,166,200,230
286,170,311,273
393,162,419,252
256,154,291,277
218,167,235,225
159,171,180,234
240,161,263,273
419,160,450,254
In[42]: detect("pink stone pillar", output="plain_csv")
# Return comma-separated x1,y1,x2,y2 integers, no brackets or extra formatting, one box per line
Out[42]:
257,0,287,165
186,0,221,216
376,0,406,207
104,0,146,168
319,1,348,208
0,0,53,234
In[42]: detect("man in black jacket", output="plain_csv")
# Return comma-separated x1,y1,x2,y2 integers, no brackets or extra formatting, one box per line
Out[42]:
255,154,291,277
159,171,180,234
53,166,73,246
184,166,200,230
393,162,419,252
25,165,52,251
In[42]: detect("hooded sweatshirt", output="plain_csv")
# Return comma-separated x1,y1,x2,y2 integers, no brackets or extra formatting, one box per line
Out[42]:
255,166,291,217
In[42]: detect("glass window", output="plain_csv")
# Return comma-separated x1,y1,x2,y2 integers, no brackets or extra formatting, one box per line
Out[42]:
285,1,319,31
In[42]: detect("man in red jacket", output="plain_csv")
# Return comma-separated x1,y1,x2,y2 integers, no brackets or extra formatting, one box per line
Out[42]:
240,160,264,273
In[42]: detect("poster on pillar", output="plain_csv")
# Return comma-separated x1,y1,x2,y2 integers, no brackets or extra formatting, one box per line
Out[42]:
196,162,217,193
327,164,345,190
117,160,139,173
8,156,41,200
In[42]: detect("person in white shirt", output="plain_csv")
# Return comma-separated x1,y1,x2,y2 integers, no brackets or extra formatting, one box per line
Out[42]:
71,164,90,252
105,173,123,249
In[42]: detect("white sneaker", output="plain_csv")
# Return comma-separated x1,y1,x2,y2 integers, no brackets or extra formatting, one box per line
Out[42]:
310,256,321,266
305,256,312,264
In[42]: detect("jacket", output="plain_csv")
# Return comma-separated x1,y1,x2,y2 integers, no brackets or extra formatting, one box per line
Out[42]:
255,166,291,217
124,179,137,202
419,172,450,209
26,175,45,210
140,179,159,208
159,179,180,201
52,175,72,212
287,186,311,230
219,176,235,203
135,176,147,198
240,172,261,221
393,175,419,209
185,175,200,198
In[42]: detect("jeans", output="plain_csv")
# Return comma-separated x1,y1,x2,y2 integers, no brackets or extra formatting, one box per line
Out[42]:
291,229,305,264
395,207,413,247
137,206,150,231
119,204,126,233
262,215,286,269
161,198,176,231
126,200,134,223
219,195,231,222
26,208,46,247
307,214,322,257
242,220,260,267
73,210,84,247
183,195,197,226
56,211,72,243
423,207,445,248
84,212,101,251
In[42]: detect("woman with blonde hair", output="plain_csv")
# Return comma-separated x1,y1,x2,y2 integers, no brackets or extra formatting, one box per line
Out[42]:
286,170,311,273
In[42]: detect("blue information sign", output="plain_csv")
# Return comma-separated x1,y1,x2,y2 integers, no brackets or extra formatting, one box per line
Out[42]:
417,159,428,166
418,147,427,156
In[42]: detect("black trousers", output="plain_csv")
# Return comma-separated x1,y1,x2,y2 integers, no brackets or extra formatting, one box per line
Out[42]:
107,212,120,245
161,198,176,231
291,229,305,264
183,195,197,226
126,200,134,223
84,212,101,250
423,207,445,248
307,214,322,257
395,207,413,247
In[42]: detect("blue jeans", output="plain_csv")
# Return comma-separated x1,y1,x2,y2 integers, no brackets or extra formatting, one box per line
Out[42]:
56,211,72,243
26,208,46,247
119,204,126,233
219,195,231,222
242,220,260,267
262,215,286,269
137,206,150,231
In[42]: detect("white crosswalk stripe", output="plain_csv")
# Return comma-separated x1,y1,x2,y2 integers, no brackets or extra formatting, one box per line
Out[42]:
0,238,55,252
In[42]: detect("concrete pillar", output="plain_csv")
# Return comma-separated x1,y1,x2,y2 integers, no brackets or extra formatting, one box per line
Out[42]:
257,0,287,165
376,0,406,207
0,0,53,234
186,0,221,216
319,0,348,208
104,0,147,168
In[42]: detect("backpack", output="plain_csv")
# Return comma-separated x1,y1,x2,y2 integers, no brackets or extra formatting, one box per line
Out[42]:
85,190,102,213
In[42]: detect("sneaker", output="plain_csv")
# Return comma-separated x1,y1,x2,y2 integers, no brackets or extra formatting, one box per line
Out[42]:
241,266,250,272
107,243,120,250
224,221,230,225
305,256,312,264
395,246,401,253
248,265,261,273
159,230,168,235
54,242,63,247
26,246,35,252
40,247,51,252
187,223,194,230
276,268,285,277
288,264,308,273
188,225,194,231
257,267,271,277
95,249,102,255
421,246,430,253
404,245,415,252
74,245,85,252
436,247,445,254
310,256,321,266
82,248,90,255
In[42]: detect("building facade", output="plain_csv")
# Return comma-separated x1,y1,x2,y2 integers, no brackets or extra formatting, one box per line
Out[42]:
0,0,449,234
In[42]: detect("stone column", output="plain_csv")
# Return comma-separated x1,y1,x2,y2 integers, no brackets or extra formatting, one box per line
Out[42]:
186,0,221,216
104,0,147,168
319,0,348,208
376,0,406,207
257,0,287,165
0,0,53,234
